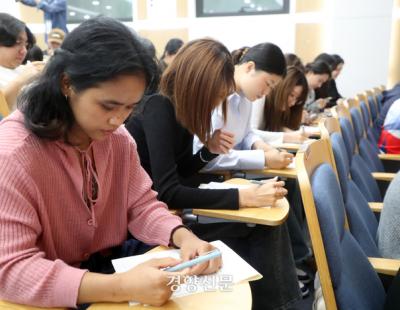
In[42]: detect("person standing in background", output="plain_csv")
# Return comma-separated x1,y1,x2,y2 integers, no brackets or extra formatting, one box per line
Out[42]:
16,0,68,35
44,27,65,57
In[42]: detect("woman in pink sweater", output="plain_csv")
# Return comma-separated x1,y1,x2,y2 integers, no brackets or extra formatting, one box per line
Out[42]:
0,17,221,308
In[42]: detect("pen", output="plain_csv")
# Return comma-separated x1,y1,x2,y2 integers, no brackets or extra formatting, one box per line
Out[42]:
250,177,280,185
300,125,305,136
164,249,221,272
250,180,266,185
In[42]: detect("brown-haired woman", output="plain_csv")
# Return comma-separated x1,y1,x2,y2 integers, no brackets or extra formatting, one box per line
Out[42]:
252,66,310,144
126,38,300,310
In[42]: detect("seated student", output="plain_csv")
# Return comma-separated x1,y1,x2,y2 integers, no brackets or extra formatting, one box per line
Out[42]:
159,38,184,72
378,98,400,154
193,43,294,171
304,60,331,114
0,13,44,109
0,17,221,308
24,44,44,62
376,83,400,130
126,38,300,310
285,53,305,72
314,53,345,108
44,27,66,57
252,66,309,144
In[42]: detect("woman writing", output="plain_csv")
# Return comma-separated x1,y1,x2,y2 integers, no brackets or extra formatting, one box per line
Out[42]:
126,38,300,310
0,17,220,308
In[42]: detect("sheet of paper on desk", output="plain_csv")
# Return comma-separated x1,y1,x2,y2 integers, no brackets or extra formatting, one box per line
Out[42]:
198,182,251,190
287,161,295,169
303,126,320,135
112,240,262,306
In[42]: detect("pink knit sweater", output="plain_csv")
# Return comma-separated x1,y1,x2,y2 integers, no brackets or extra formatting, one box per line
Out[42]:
0,111,183,308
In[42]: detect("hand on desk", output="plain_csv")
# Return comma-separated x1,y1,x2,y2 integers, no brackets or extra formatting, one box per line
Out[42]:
239,179,287,208
179,237,222,276
265,149,294,169
116,257,188,306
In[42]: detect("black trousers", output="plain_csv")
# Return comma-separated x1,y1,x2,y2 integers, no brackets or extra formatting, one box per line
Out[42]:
188,222,301,310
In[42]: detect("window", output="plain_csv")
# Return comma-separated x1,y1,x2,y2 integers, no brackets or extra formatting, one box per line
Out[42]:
67,0,133,23
196,0,289,17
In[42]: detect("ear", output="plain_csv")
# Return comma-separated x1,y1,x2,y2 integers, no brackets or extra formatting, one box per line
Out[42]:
60,74,71,96
243,61,256,73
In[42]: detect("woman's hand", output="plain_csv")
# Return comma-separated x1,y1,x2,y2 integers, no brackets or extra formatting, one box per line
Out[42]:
315,98,328,109
264,149,294,169
239,179,287,208
206,129,235,154
78,257,188,306
116,257,187,306
171,227,222,275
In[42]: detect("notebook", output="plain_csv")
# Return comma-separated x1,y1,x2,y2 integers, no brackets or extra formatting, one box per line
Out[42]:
111,240,262,306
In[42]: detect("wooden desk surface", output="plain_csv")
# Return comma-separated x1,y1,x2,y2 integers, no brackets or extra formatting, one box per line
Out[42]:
247,167,297,179
1,246,252,310
274,143,301,152
192,178,290,226
0,281,251,310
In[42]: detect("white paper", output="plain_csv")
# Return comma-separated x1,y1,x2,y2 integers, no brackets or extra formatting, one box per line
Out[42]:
198,182,251,190
112,240,261,306
303,125,321,135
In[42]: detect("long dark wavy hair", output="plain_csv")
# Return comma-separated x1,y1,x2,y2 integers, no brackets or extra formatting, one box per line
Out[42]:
19,16,159,141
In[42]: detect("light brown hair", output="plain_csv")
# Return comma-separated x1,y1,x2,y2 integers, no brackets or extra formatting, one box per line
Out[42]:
159,38,235,143
262,66,308,131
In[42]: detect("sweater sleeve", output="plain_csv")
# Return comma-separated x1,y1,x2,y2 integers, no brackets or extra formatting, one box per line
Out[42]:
141,95,239,210
124,133,183,246
0,157,86,308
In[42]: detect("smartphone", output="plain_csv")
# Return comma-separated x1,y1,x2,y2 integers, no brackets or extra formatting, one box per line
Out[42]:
164,249,221,272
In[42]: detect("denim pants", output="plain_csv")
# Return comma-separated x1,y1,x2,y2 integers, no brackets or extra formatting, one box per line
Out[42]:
188,222,301,310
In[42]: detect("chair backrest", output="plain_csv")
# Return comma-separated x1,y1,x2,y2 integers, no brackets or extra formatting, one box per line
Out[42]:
333,101,358,159
318,117,340,179
359,92,378,122
0,91,9,118
296,140,386,310
335,97,384,172
359,137,385,172
321,121,382,256
358,99,372,130
349,106,365,144
339,117,357,160
366,89,381,113
350,153,382,202
373,87,384,108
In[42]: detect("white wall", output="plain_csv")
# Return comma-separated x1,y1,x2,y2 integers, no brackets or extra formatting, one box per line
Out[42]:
187,14,295,54
0,0,20,17
330,0,393,97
